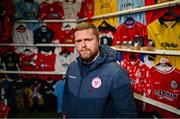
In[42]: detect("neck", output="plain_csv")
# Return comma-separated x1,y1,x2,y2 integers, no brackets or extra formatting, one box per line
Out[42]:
84,52,100,64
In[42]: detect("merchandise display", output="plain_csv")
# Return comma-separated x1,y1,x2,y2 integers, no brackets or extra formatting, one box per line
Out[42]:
0,0,179,118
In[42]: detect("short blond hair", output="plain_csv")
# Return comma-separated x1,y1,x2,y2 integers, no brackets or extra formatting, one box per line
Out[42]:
75,22,99,40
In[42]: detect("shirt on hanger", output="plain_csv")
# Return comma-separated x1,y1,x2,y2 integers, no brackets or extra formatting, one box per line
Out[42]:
147,19,180,69
145,66,180,118
118,0,146,25
93,0,118,27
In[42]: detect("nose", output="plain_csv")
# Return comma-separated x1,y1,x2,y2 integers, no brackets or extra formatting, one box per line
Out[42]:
81,40,86,48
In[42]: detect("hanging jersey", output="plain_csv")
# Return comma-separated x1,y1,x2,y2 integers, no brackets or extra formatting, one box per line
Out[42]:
1,0,16,17
1,51,20,71
145,0,180,25
12,23,34,53
99,32,114,46
113,21,148,46
1,51,20,80
15,1,39,20
77,0,94,19
19,51,36,80
147,19,180,69
118,0,146,25
34,52,56,80
47,23,63,43
54,80,65,113
14,80,24,110
121,59,149,94
146,66,180,118
93,0,118,27
62,0,82,19
38,1,64,19
59,28,75,53
33,26,55,52
0,15,12,43
15,1,40,30
98,21,116,46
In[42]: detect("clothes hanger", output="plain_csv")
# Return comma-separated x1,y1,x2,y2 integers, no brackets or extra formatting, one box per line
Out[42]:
24,0,34,4
158,2,180,27
98,20,116,32
129,54,137,60
16,24,26,30
155,56,173,68
40,23,47,32
159,9,179,21
124,16,135,26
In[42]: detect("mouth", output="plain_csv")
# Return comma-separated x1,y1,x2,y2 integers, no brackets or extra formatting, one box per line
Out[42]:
80,48,90,53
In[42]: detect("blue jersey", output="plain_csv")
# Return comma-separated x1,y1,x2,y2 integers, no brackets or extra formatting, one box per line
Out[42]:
118,0,146,25
54,80,65,113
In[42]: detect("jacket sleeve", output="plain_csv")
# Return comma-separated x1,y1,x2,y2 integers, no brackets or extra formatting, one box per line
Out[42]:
110,68,138,118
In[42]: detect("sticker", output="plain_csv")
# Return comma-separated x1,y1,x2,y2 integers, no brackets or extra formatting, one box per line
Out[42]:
91,77,102,88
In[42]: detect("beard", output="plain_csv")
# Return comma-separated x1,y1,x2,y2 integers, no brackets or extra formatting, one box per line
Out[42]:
79,48,99,63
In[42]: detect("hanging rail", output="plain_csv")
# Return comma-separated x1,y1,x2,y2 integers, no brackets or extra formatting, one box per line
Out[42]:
78,0,180,22
134,93,180,115
0,43,75,47
112,47,180,56
0,44,180,56
0,70,66,75
16,19,78,23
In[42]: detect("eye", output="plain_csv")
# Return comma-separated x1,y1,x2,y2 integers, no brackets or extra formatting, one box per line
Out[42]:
84,38,93,42
75,39,82,43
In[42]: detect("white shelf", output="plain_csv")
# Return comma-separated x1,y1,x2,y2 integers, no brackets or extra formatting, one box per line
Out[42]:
16,19,78,23
112,47,180,56
0,70,66,75
134,93,180,115
0,43,75,47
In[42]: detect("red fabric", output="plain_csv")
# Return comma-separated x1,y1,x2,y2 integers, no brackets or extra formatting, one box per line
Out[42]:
38,1,64,20
59,29,75,53
19,52,36,80
0,15,13,43
47,23,63,42
34,53,56,80
1,0,16,17
0,102,10,118
145,0,180,25
145,66,180,118
113,22,148,46
77,0,94,18
121,59,149,95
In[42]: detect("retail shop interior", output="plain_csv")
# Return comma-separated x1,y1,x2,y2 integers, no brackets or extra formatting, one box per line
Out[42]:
0,0,180,118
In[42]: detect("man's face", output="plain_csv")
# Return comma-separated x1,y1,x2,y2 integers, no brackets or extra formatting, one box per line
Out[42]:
74,29,100,62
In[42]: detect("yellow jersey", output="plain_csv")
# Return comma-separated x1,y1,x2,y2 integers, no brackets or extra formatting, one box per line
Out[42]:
93,0,118,27
147,19,180,69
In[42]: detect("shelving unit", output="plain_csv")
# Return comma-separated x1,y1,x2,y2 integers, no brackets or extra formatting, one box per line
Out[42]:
0,43,75,47
0,70,66,75
112,47,180,56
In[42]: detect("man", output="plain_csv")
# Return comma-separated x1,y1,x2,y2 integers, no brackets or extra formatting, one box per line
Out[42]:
62,22,137,118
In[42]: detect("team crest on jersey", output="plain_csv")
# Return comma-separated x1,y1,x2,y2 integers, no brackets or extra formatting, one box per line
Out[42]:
91,77,102,88
171,80,178,90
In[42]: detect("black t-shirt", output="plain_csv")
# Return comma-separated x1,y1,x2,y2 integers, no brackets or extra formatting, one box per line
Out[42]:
33,26,55,52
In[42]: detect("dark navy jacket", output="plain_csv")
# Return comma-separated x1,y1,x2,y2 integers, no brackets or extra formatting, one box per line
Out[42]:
62,45,137,118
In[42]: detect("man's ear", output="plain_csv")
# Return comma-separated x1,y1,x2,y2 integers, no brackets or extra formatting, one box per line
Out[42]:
98,38,101,45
